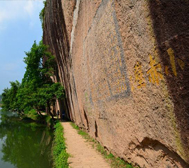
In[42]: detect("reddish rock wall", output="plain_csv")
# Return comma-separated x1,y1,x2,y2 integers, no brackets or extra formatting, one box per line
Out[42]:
43,0,189,167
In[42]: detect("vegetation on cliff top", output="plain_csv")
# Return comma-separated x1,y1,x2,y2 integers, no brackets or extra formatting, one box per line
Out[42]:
1,41,64,119
39,0,47,29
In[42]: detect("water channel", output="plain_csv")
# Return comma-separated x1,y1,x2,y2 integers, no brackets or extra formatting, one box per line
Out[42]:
0,108,53,168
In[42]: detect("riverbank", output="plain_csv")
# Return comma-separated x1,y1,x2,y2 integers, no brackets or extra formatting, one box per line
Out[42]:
18,109,54,128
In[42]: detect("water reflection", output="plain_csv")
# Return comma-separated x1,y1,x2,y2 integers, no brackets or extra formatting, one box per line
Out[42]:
0,110,53,168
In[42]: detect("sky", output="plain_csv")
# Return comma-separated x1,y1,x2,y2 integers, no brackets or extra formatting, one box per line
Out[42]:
0,0,44,94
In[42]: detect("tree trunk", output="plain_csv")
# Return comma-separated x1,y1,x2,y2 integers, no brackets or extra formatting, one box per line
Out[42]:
37,110,42,116
46,101,54,120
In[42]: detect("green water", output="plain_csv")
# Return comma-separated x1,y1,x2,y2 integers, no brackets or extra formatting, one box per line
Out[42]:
0,109,53,168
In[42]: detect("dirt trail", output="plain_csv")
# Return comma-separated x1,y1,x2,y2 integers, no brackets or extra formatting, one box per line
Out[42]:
61,122,110,168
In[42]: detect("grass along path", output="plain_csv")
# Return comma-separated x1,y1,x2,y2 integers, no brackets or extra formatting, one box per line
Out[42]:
52,121,69,168
70,123,136,168
61,121,110,168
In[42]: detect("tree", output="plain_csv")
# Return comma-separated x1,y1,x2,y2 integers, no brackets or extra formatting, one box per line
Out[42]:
1,41,64,118
2,88,11,111
1,81,20,111
36,83,65,117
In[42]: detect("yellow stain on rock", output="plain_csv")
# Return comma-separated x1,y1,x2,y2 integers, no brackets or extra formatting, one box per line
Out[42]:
167,48,177,77
177,58,185,70
134,61,146,88
129,76,135,92
165,66,169,75
147,55,163,85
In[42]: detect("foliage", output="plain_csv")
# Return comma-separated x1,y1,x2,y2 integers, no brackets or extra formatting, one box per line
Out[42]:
0,94,2,107
52,121,69,168
1,81,20,111
26,109,40,120
70,122,137,168
1,40,65,118
36,83,65,108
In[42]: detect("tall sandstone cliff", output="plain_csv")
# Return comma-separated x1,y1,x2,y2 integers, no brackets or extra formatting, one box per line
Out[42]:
43,0,189,167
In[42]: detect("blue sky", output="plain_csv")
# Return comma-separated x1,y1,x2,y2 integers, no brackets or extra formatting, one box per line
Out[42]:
0,0,44,94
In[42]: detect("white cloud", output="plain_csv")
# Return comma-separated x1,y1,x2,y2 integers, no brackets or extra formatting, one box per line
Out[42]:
0,1,44,31
0,9,10,23
0,25,7,31
24,1,34,17
1,59,24,72
2,63,19,71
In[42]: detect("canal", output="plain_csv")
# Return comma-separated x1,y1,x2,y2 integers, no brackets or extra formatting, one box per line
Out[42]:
0,109,53,168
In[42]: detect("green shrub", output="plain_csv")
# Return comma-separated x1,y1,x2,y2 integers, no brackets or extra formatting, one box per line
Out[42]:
27,109,39,121
45,115,52,124
52,121,69,168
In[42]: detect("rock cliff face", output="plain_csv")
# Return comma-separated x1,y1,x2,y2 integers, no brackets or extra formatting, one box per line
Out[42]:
43,0,189,167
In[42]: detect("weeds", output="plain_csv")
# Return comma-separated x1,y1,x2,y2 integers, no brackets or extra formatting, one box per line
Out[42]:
52,121,69,168
70,122,136,168
70,122,79,130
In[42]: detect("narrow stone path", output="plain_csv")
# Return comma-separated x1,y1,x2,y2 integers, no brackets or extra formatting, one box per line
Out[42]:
61,122,110,168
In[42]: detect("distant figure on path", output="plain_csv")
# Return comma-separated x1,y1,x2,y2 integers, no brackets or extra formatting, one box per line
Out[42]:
57,110,60,119
62,110,65,120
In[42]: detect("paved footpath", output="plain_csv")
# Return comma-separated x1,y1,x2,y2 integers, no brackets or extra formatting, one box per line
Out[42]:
61,122,110,168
